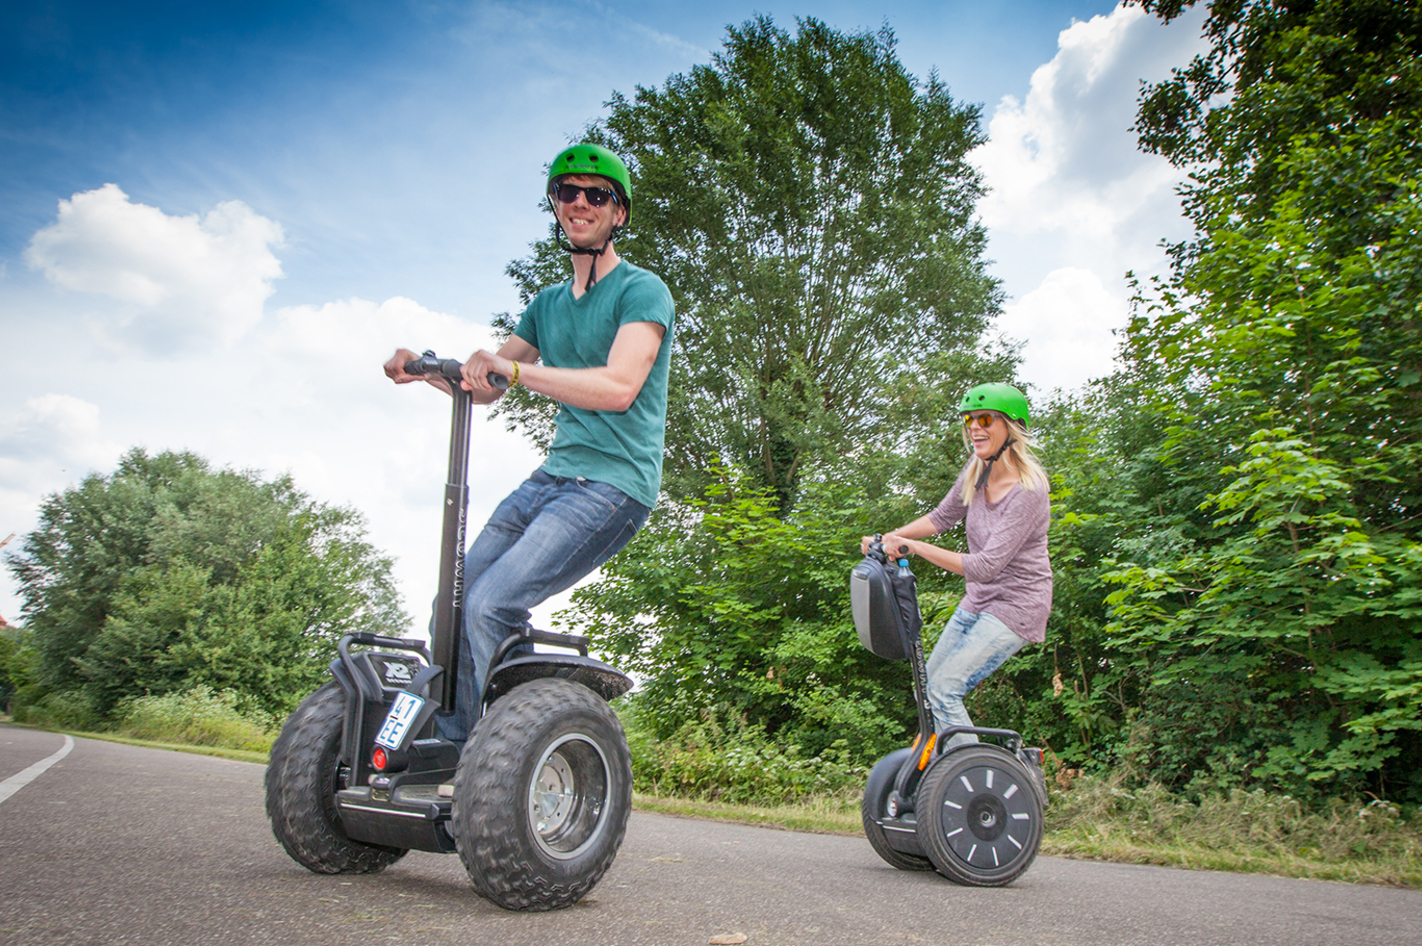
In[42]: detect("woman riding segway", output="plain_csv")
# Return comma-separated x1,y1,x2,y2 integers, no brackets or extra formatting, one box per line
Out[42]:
862,381,1052,751
854,382,1051,885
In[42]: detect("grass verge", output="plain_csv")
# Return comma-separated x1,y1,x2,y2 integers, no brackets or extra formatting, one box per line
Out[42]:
2,719,269,764
633,792,862,834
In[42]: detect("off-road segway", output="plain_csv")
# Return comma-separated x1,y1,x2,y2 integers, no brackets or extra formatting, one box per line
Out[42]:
851,536,1047,886
265,351,634,912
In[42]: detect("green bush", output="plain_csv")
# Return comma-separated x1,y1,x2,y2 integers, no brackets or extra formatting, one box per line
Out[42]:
621,700,867,805
11,689,100,731
112,685,275,753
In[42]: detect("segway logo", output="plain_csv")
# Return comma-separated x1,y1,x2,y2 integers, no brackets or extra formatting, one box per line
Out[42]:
382,662,414,685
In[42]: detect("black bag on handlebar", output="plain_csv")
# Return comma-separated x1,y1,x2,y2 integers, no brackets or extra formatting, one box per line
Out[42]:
850,554,922,662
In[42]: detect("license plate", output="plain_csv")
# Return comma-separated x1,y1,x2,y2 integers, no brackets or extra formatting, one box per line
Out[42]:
374,691,425,750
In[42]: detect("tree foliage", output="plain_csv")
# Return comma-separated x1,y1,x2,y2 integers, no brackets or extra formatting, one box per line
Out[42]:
1081,0,1422,801
1135,0,1422,231
493,15,1016,756
5,449,407,720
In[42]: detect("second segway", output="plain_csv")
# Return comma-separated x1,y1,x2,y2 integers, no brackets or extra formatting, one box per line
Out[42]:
851,536,1047,886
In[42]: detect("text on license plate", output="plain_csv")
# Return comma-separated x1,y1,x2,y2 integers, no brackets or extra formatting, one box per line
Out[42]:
374,691,425,749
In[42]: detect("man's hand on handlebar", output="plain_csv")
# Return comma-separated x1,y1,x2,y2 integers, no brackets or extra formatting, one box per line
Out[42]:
386,348,512,401
460,349,513,402
385,348,453,394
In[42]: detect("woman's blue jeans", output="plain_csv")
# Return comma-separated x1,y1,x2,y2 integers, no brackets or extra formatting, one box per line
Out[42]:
925,606,1028,748
434,470,648,741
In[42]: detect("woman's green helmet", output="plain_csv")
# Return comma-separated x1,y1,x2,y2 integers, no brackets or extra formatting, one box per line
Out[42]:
547,143,632,220
959,382,1030,428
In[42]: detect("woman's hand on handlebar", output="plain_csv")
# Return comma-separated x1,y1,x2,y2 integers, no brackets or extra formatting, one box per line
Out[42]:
862,533,914,558
883,533,915,559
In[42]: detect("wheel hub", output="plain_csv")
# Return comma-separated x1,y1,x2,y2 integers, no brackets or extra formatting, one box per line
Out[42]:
525,733,611,860
533,752,576,834
937,762,1035,869
966,793,1007,841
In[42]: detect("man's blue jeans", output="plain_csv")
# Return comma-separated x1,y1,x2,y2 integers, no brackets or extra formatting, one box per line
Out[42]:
434,470,648,741
925,606,1028,748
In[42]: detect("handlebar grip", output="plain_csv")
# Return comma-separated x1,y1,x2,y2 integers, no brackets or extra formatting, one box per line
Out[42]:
402,351,510,390
403,350,464,381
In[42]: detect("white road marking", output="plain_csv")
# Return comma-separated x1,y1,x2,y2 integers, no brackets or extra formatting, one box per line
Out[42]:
0,735,74,805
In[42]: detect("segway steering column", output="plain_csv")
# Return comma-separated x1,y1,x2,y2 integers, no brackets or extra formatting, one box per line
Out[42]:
401,351,508,711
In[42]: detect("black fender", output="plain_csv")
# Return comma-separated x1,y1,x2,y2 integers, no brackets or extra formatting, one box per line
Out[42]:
483,654,632,708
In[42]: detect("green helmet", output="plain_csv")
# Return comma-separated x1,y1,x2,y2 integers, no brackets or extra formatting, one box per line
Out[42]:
547,143,632,219
959,382,1030,428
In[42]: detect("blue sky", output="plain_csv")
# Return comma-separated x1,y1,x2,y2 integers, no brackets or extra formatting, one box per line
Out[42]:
0,1,1206,626
5,0,1122,313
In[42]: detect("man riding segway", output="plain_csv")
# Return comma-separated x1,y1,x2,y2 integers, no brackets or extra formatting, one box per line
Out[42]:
384,142,675,744
266,143,674,912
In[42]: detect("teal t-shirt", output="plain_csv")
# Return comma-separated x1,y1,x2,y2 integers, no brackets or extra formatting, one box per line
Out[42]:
513,261,675,508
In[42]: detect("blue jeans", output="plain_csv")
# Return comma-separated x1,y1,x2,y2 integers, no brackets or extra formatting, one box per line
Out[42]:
434,470,648,741
925,606,1028,748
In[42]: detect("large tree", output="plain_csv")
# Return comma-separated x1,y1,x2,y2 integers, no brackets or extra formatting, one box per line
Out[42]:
499,15,1008,512
6,449,408,719
508,17,1014,746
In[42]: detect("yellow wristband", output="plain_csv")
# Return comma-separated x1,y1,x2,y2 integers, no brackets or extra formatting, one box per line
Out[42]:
510,360,520,386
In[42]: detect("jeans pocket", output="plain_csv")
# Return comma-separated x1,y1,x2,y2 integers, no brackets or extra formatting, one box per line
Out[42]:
574,477,626,516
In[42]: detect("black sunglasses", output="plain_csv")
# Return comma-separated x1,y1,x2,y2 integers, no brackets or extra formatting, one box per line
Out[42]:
550,183,620,208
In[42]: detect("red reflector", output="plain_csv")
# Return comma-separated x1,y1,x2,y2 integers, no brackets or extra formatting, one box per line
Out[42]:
372,746,388,771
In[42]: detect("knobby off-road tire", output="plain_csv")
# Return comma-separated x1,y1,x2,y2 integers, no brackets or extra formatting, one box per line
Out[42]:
265,681,407,874
861,747,935,871
916,745,1043,886
451,678,632,911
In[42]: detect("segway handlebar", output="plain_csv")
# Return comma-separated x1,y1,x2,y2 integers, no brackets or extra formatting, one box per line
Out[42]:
344,631,431,652
867,534,911,569
404,350,509,390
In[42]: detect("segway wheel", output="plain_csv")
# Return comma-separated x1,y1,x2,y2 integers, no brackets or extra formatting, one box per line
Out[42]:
451,678,632,911
265,682,407,873
861,748,934,871
916,745,1043,886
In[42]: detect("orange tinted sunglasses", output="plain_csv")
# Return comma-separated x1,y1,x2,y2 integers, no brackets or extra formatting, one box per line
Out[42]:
962,412,998,428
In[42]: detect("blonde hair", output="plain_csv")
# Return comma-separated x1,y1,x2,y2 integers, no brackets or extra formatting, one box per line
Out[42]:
959,415,1048,505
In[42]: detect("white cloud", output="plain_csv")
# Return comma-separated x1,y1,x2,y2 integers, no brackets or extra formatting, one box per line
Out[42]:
972,2,1207,391
0,395,125,616
0,393,122,473
998,267,1124,392
975,4,1202,247
23,183,284,347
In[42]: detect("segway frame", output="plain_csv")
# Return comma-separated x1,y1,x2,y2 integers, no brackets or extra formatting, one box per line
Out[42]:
310,352,632,855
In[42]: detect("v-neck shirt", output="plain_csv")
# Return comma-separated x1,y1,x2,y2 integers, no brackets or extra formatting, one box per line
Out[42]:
513,261,675,508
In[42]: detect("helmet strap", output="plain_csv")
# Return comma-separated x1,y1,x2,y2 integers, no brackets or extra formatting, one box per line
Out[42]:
553,218,619,292
974,436,1017,492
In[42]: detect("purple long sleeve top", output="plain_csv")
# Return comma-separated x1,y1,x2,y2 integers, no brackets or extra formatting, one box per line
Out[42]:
927,466,1054,643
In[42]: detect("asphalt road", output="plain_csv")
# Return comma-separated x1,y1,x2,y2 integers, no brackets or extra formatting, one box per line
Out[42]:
2,725,1419,946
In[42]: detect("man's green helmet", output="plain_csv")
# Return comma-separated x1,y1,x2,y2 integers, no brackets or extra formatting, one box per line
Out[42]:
959,382,1030,428
547,143,632,219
